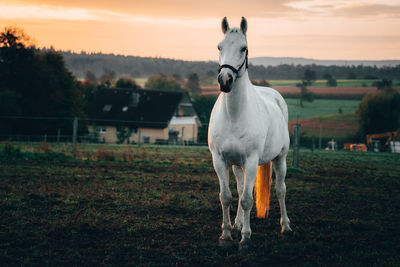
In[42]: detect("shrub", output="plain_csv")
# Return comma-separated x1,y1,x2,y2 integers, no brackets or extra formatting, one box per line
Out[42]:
356,89,400,134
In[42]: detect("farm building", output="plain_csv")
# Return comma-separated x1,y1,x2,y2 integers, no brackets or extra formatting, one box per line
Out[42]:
87,87,202,144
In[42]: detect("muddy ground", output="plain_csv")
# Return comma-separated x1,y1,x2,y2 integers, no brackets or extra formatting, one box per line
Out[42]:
1,147,399,266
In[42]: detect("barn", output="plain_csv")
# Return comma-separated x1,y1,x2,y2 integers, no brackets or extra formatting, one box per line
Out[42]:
87,87,202,144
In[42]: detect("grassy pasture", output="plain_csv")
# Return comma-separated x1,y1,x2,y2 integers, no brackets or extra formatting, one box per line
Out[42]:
1,145,399,266
286,99,359,121
267,79,400,87
268,79,386,87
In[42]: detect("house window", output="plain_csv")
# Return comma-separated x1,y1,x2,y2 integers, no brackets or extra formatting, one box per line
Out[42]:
103,104,112,112
96,126,107,134
130,127,138,134
143,136,150,144
122,106,128,112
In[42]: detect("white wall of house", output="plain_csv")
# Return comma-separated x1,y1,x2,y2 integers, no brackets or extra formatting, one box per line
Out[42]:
88,125,118,143
168,116,199,143
88,115,200,144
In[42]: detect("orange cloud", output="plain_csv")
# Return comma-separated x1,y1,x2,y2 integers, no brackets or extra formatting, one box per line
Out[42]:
0,0,399,60
2,0,298,18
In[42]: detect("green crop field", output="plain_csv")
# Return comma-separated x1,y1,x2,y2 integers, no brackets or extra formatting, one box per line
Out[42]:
285,98,359,121
268,80,400,87
1,144,399,266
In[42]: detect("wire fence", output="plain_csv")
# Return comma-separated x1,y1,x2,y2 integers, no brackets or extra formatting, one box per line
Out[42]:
0,115,206,147
0,115,366,150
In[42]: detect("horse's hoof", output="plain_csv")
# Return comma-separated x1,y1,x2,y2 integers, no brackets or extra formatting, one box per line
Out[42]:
281,225,293,234
238,238,251,252
218,237,234,248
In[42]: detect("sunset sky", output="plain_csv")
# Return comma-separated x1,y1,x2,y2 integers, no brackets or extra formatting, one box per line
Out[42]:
0,0,399,61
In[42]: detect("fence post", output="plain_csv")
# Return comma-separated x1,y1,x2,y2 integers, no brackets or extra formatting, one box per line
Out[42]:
319,120,322,149
292,124,301,168
137,128,141,146
312,136,315,152
72,117,78,157
57,128,61,144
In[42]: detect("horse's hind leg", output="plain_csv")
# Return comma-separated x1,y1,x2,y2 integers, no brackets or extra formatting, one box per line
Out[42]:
212,156,234,247
273,154,292,233
232,165,244,231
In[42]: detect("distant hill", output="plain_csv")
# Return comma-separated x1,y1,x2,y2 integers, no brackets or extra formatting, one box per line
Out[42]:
249,57,400,68
59,51,400,80
61,51,218,79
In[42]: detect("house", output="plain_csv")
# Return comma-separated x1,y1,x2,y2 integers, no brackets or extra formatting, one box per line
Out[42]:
87,87,202,144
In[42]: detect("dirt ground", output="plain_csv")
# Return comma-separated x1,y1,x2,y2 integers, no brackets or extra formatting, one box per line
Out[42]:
1,147,399,266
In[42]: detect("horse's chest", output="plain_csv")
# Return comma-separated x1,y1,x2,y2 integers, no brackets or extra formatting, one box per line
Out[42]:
219,136,247,165
211,125,257,165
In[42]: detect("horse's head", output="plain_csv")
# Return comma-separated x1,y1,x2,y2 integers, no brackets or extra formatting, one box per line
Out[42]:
217,17,248,93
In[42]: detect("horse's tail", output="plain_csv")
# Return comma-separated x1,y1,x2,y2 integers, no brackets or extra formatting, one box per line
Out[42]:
255,162,273,218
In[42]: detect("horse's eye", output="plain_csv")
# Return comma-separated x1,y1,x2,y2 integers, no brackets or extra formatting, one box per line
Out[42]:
218,46,221,51
241,46,247,53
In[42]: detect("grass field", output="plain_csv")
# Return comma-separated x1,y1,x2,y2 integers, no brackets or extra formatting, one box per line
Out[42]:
1,145,399,266
286,99,359,121
268,79,388,87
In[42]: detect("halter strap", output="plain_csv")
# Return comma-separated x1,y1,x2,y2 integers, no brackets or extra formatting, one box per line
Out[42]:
218,50,248,76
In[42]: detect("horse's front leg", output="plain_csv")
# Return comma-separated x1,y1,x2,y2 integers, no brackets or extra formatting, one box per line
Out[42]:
232,165,244,231
212,156,233,247
239,156,259,250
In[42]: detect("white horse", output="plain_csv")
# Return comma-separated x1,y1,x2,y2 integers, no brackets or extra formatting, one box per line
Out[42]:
208,17,292,250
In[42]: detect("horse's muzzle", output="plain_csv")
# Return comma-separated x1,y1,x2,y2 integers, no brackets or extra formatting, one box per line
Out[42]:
218,72,233,93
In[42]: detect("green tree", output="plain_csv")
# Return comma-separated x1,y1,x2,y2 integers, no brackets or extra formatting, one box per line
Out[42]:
99,69,116,87
115,77,138,89
144,74,182,91
302,69,316,86
192,96,217,143
323,74,337,87
327,77,337,87
347,71,357,79
356,89,400,135
185,73,201,97
84,70,97,85
297,82,314,108
76,80,98,113
116,126,132,144
373,79,392,90
0,26,34,48
206,70,215,77
0,26,84,135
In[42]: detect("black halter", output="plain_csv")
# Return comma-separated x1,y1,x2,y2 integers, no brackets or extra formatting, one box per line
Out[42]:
218,50,248,76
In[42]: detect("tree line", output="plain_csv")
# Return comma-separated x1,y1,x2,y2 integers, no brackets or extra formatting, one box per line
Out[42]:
61,50,400,81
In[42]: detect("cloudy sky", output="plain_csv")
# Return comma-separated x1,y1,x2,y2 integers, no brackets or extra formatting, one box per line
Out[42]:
0,0,399,61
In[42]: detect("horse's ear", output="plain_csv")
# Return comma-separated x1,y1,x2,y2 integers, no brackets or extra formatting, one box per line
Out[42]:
221,17,229,34
240,16,247,35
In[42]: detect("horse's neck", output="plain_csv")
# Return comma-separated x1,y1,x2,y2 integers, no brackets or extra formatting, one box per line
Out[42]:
224,71,252,120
